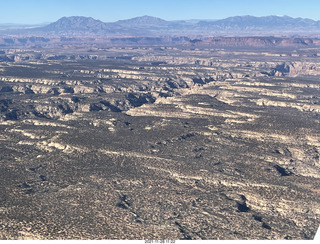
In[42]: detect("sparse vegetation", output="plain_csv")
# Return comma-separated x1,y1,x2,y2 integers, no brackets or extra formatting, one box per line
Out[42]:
1,44,320,240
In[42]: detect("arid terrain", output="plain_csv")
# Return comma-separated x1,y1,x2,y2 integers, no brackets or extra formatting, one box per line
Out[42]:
0,41,320,240
1,14,320,239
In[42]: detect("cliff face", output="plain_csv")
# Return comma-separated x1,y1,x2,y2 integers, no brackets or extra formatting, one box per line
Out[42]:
205,37,320,47
1,36,320,47
2,47,320,121
1,45,320,240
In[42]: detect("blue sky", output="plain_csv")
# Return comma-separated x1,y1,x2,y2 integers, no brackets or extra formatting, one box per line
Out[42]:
1,0,319,24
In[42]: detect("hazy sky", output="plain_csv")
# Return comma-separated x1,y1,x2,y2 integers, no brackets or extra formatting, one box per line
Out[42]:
1,0,319,24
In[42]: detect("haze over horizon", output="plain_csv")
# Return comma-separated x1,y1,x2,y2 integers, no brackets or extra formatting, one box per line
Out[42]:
1,0,320,25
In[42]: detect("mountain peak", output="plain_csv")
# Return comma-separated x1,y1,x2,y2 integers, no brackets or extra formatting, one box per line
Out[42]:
43,16,106,31
21,15,320,36
116,15,168,26
202,15,318,28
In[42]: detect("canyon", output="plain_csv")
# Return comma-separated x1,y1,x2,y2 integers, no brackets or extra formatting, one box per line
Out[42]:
0,43,320,240
1,14,320,240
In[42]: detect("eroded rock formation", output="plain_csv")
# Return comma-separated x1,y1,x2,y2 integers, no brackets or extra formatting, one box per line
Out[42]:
0,45,320,240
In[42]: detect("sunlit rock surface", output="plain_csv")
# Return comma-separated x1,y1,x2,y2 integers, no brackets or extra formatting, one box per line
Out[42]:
0,45,320,240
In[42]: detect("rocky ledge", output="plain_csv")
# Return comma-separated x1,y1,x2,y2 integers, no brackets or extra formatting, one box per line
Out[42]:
0,45,320,240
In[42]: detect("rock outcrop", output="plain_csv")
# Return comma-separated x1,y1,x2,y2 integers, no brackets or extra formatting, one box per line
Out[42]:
0,45,320,240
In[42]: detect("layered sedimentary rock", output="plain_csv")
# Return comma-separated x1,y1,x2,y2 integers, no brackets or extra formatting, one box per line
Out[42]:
0,45,320,240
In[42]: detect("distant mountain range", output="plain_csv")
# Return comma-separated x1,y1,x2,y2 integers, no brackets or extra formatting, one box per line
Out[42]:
1,15,320,37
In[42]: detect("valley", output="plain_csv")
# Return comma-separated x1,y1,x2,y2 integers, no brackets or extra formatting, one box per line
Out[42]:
1,44,320,239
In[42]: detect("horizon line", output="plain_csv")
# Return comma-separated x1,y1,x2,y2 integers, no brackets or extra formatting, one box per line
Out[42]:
0,14,319,26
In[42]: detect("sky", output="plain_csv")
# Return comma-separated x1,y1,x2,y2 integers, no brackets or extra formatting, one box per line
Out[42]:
0,0,319,24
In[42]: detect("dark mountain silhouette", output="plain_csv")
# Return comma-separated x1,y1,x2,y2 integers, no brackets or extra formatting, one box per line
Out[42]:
1,15,320,36
40,16,111,32
116,15,169,26
199,15,319,28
